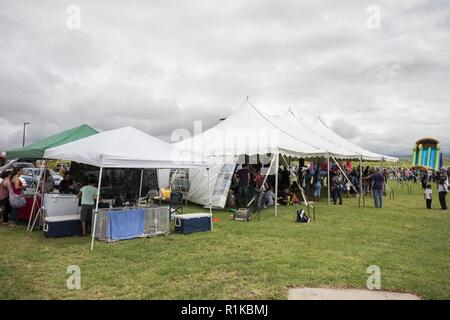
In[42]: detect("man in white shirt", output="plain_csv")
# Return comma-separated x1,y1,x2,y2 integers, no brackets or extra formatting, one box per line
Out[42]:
437,167,448,211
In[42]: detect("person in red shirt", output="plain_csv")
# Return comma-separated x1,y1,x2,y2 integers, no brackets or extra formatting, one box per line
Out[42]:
254,169,264,190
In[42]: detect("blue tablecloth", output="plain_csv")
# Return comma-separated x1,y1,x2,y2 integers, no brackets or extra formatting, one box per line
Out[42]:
106,208,145,240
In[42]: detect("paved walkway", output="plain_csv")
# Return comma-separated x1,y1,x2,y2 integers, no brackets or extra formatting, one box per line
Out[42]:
288,288,420,300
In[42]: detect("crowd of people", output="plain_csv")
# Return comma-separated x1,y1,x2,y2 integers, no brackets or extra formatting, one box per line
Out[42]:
227,162,387,210
1,160,448,228
227,162,449,212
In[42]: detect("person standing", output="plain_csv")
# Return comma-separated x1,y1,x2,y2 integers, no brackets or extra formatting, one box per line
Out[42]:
312,168,321,202
437,167,448,211
424,184,432,210
330,170,343,205
235,164,250,208
78,177,100,236
254,169,264,190
59,174,74,194
371,168,385,209
0,171,10,224
303,169,312,197
44,169,54,193
421,173,428,190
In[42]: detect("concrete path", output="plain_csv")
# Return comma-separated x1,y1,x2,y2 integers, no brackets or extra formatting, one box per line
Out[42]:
288,288,420,300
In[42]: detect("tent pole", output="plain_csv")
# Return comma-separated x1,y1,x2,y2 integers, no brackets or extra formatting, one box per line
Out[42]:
246,153,276,208
91,166,103,252
359,155,364,207
274,152,279,216
280,154,311,207
330,154,360,198
207,167,212,216
30,165,47,232
27,160,45,231
327,154,331,206
138,169,144,198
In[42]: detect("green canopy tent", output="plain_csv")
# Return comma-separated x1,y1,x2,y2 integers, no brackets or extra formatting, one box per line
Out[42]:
5,124,99,232
6,124,98,160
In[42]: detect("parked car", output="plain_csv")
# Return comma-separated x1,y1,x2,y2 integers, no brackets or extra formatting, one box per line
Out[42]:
21,168,63,188
0,160,35,176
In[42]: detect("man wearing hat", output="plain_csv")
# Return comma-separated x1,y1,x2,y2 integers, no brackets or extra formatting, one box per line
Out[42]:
437,167,448,210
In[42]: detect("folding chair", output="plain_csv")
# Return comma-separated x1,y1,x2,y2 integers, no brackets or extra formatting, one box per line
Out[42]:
169,191,184,219
137,189,159,207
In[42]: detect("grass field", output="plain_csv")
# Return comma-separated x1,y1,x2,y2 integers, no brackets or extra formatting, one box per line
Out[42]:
0,181,449,300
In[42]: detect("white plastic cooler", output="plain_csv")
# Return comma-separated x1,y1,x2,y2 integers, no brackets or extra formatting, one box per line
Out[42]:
44,194,79,217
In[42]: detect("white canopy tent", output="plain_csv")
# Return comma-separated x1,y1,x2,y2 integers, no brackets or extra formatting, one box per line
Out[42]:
44,126,208,250
45,126,205,169
174,99,398,211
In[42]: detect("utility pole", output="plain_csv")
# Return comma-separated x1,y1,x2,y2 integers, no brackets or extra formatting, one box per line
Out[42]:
23,122,30,146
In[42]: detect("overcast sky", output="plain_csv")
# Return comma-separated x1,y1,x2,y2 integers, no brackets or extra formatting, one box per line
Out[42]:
1,0,449,157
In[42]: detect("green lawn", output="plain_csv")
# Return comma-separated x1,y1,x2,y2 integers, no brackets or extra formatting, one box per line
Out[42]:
0,181,449,300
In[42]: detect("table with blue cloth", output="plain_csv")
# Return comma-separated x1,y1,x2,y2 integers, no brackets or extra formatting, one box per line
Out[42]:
106,208,145,241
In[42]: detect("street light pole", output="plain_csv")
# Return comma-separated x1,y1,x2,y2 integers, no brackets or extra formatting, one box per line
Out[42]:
23,122,30,147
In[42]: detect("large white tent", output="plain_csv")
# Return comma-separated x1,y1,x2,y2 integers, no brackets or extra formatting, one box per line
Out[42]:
175,100,325,159
174,99,398,210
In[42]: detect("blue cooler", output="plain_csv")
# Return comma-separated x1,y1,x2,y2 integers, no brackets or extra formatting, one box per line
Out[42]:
174,213,212,234
43,215,82,238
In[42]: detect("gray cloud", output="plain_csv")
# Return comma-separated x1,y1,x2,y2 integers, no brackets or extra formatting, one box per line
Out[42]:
0,0,449,158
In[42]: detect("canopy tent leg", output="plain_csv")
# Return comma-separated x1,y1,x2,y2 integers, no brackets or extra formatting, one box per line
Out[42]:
327,154,331,206
27,160,46,231
30,167,48,232
91,166,103,252
274,152,279,216
138,169,144,198
207,167,212,216
207,167,213,231
359,156,364,207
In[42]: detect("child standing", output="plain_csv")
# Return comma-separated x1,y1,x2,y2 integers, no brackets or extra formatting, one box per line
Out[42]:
424,184,432,209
